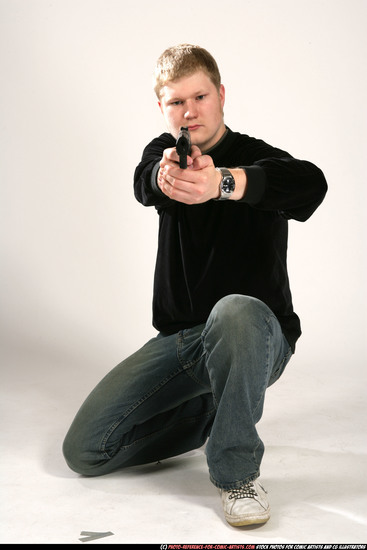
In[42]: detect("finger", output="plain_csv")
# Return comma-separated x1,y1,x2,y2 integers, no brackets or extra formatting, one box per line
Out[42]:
184,145,201,169
158,167,182,197
192,154,213,170
190,145,202,160
163,164,195,183
158,166,174,195
160,147,180,168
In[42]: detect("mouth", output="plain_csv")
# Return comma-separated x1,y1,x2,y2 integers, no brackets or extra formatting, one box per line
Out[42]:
187,124,202,131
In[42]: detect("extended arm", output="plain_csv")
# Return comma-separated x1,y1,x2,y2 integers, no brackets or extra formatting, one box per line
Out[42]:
134,130,327,220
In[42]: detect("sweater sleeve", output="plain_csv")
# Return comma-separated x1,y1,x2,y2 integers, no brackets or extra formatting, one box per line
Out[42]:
235,137,328,221
133,133,176,207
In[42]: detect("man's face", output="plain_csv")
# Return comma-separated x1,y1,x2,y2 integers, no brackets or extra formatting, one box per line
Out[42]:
158,70,226,152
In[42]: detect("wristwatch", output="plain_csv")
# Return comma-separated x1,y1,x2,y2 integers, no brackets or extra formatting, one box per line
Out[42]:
215,167,235,200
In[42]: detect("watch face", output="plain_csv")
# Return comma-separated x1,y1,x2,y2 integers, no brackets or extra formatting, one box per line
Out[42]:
222,176,235,194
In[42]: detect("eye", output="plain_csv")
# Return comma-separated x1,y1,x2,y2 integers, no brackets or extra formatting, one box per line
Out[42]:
170,100,183,106
196,94,206,101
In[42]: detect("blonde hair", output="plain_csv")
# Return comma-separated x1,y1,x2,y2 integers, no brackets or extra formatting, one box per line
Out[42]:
154,44,221,98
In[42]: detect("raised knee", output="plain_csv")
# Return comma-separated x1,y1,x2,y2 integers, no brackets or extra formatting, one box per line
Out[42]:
210,294,269,326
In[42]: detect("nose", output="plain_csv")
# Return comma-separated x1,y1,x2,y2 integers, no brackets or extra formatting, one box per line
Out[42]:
184,99,198,120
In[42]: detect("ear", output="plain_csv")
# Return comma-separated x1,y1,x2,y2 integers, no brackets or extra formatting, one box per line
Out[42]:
158,100,163,114
219,84,225,109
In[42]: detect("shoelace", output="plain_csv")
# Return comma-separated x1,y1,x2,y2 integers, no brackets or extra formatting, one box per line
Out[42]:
228,482,258,500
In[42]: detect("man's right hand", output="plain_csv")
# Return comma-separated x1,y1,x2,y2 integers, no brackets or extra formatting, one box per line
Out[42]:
157,145,222,205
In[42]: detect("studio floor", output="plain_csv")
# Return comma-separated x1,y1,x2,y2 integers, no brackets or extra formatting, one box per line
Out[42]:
1,341,366,545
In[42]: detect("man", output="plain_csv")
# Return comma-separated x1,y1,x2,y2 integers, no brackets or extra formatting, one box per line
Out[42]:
63,44,327,527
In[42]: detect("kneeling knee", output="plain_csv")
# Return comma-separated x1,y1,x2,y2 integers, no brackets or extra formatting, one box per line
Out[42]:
62,432,95,476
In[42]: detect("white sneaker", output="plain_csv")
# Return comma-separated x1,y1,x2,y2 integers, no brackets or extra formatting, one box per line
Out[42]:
220,479,270,526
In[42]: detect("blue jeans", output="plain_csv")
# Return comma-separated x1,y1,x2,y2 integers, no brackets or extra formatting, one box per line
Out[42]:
63,295,292,490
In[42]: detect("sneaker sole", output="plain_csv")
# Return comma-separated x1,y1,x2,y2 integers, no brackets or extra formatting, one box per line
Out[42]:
225,511,270,527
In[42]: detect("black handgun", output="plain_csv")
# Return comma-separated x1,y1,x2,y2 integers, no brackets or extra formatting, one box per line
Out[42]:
176,126,191,169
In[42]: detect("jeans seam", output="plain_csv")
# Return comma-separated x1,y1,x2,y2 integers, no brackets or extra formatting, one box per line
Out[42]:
251,315,273,421
117,408,216,454
184,367,209,388
177,329,206,369
201,330,221,409
100,366,184,455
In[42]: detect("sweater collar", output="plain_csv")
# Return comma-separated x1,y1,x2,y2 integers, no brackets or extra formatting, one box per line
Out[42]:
202,126,230,155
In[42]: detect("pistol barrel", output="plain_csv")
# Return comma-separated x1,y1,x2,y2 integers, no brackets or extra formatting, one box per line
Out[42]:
176,127,191,169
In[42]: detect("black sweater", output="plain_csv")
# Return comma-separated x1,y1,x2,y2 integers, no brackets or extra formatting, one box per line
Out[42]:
134,128,327,351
